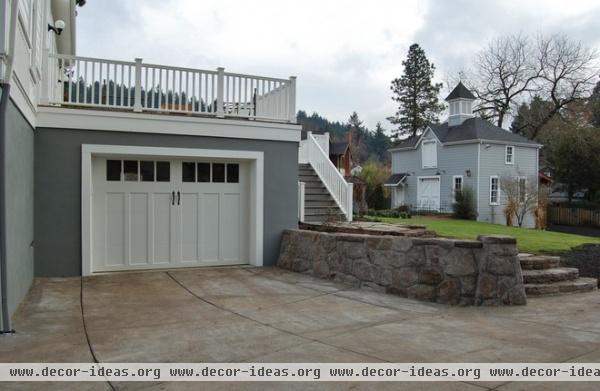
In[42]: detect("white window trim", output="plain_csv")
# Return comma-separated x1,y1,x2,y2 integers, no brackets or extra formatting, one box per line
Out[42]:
452,175,463,200
489,175,499,205
505,145,515,165
81,144,264,276
421,140,437,169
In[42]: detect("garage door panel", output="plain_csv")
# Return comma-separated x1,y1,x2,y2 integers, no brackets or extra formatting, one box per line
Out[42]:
201,193,220,261
180,192,199,263
105,192,126,266
152,192,172,265
220,193,241,262
129,193,149,265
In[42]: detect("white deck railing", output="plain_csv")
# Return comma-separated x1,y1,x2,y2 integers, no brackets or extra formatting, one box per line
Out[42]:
43,54,296,123
306,133,353,221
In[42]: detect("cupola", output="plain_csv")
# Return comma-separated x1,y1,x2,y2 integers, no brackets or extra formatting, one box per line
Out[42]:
446,82,476,127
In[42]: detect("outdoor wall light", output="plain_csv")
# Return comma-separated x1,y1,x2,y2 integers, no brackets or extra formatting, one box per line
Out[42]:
466,169,472,177
48,20,66,35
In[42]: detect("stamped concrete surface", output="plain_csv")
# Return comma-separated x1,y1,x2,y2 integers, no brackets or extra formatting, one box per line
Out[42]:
1,266,600,391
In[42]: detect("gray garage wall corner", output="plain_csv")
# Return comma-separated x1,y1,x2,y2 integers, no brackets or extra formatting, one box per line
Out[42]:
34,128,299,277
4,99,35,315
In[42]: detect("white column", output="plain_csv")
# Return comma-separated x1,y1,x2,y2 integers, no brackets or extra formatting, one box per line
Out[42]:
216,67,225,118
288,76,296,123
347,183,354,222
133,58,143,112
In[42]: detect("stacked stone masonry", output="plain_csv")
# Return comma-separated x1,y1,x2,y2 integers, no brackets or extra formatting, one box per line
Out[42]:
278,229,527,306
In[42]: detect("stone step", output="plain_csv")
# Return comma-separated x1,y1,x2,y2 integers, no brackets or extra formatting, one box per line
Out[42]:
519,255,561,270
525,277,597,297
522,268,579,284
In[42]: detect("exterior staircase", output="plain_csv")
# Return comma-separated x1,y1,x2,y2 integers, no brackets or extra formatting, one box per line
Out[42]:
519,254,597,297
299,163,345,222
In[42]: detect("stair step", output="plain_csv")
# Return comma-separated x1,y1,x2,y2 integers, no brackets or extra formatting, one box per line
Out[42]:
299,176,320,182
519,255,561,270
305,201,337,207
305,189,330,195
299,170,317,176
522,268,579,284
305,208,343,215
304,214,345,223
525,277,597,297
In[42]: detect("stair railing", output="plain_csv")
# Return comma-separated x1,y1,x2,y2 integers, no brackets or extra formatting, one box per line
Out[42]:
306,132,353,221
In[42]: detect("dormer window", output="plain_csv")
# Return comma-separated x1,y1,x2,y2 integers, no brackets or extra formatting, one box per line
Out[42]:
505,146,514,165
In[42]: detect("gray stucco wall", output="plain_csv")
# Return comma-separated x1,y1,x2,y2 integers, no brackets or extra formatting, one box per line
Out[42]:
5,99,35,315
34,127,299,277
391,136,479,212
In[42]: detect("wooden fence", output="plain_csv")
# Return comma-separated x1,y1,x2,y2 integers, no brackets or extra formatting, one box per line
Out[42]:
548,206,600,227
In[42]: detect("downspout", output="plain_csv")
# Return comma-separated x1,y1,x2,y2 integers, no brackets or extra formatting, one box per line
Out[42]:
0,0,21,333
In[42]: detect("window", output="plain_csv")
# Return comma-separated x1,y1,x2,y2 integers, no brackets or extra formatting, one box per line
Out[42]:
140,161,155,182
227,164,239,183
212,163,225,182
106,160,121,181
490,176,499,205
519,177,527,203
197,163,211,182
156,162,170,182
421,140,437,168
182,162,196,182
505,146,514,165
123,160,139,181
453,176,463,200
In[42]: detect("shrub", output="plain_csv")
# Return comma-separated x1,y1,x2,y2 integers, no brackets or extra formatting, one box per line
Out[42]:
452,186,477,220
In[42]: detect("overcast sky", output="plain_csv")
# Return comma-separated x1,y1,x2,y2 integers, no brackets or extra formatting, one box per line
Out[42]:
76,0,600,130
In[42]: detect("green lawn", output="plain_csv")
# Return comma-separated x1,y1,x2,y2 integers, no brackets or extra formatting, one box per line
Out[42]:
380,216,600,254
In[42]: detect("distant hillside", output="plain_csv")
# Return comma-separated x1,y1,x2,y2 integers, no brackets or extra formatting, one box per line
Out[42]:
296,110,347,141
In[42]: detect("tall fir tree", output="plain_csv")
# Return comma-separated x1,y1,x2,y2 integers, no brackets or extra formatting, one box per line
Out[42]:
388,43,444,139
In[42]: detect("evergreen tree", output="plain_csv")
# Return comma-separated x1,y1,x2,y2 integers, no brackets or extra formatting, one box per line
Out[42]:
368,122,390,163
388,43,444,139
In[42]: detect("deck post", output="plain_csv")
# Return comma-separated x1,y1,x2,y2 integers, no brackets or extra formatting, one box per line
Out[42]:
288,76,296,123
217,67,225,118
133,58,143,112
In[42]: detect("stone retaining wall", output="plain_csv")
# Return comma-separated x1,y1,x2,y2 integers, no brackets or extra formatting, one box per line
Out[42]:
277,229,526,306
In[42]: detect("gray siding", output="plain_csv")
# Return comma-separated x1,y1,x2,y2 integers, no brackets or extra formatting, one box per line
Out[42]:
391,133,479,212
478,143,538,227
35,128,299,277
4,99,35,316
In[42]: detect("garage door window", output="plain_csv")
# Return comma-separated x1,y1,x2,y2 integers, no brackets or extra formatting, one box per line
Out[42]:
182,162,196,182
156,161,170,182
212,163,225,182
197,163,210,182
106,160,121,181
227,164,239,183
124,160,139,181
140,161,154,182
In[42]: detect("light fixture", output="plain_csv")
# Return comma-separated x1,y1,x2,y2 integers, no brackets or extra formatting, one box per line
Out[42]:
466,169,472,177
48,20,65,35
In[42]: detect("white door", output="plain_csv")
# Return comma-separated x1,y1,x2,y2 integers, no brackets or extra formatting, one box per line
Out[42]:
91,156,249,272
417,177,440,211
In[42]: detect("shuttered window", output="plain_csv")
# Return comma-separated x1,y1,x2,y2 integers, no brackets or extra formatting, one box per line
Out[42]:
422,140,437,168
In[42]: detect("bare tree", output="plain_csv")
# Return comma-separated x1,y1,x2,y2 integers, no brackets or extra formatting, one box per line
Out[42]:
470,34,540,128
500,175,539,228
524,34,600,139
464,33,598,136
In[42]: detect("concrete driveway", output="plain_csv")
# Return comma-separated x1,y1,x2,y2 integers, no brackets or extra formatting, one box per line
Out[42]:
2,266,600,390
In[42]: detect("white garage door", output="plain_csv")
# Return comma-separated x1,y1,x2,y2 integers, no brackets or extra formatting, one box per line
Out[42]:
417,177,440,211
91,156,249,272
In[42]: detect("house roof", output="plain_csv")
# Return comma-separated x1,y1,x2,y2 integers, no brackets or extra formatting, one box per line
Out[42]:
445,81,476,101
390,117,541,151
384,173,409,186
330,142,349,156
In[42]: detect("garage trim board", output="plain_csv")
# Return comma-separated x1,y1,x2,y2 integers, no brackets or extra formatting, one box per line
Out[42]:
82,145,264,276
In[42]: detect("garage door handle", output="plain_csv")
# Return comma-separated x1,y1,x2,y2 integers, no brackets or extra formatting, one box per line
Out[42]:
177,191,181,205
172,191,175,205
